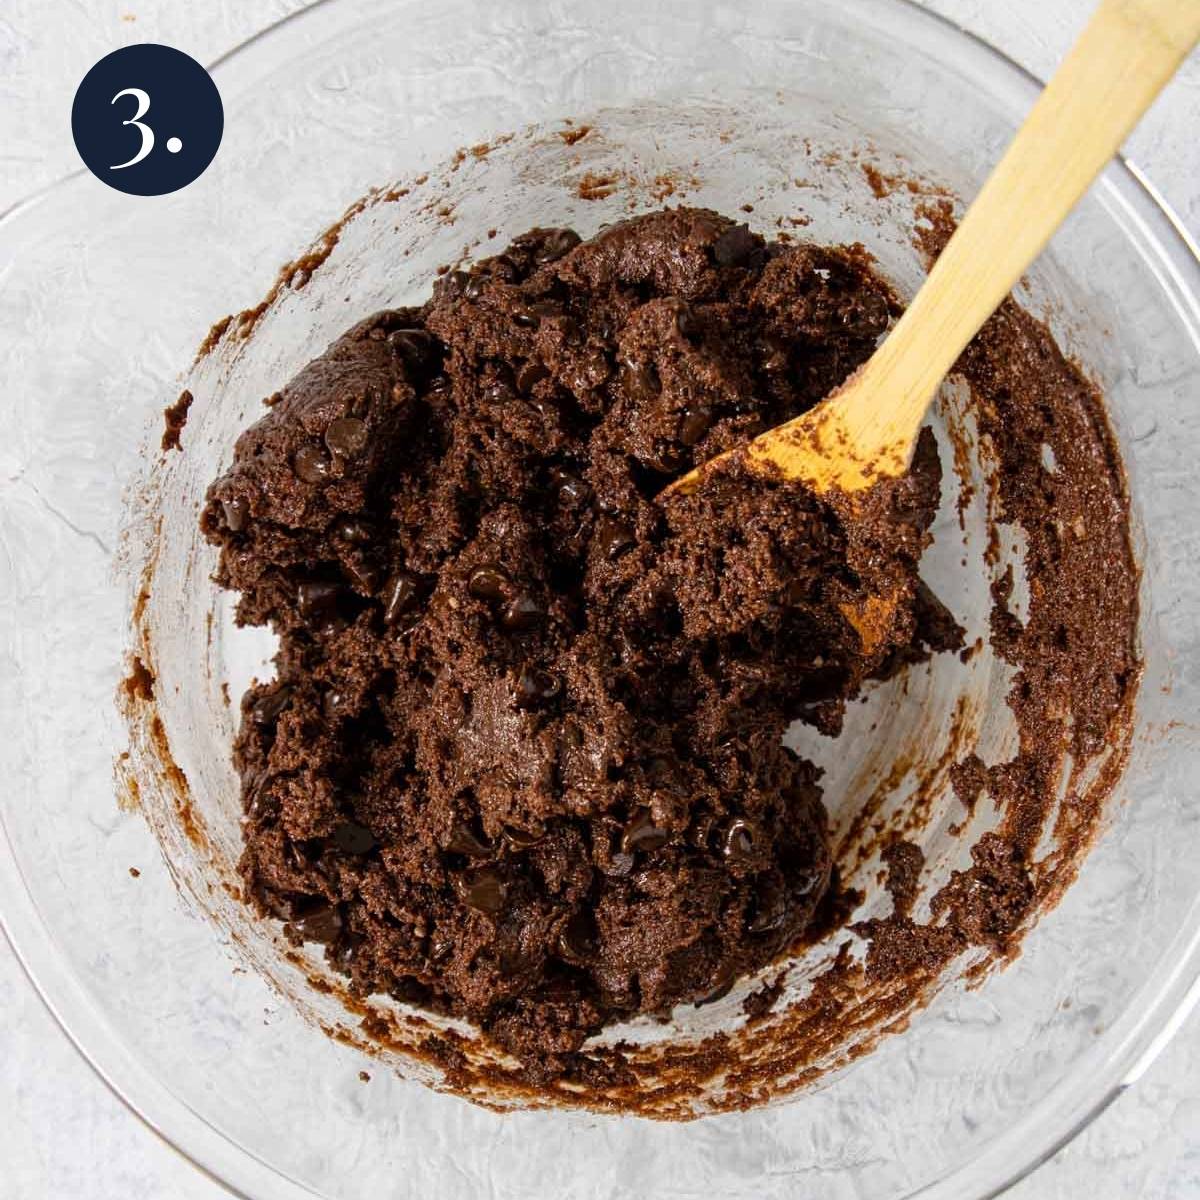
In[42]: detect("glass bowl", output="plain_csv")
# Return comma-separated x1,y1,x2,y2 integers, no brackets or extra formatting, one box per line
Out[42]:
2,1,1199,1197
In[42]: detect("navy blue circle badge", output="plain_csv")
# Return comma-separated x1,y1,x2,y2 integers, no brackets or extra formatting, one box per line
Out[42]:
71,44,223,196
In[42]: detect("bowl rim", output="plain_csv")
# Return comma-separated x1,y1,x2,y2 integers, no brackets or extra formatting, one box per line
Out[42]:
2,1,1199,1197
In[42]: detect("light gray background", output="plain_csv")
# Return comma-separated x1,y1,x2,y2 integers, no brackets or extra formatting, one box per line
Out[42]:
1,2,1197,1196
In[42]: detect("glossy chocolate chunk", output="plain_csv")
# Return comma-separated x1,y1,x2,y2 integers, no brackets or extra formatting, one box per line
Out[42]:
251,686,291,727
501,592,544,631
446,823,491,857
291,901,342,945
221,495,250,532
293,443,332,483
387,328,438,369
328,821,378,856
549,467,591,506
297,580,340,622
515,359,551,394
454,867,507,915
621,809,670,854
501,824,546,850
558,910,598,962
334,516,375,544
325,416,369,459
722,818,757,861
515,666,562,708
533,228,582,263
468,563,509,601
381,570,421,625
711,222,758,267
678,406,712,447
594,516,634,561
617,360,660,403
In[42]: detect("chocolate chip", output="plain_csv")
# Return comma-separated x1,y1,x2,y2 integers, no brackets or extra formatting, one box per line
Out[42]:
491,255,520,282
647,442,685,474
454,867,507,915
757,336,790,374
621,809,670,854
512,307,538,329
675,304,701,340
439,270,470,298
324,416,368,459
251,686,292,727
722,818,757,861
557,910,597,962
330,930,362,973
501,592,545,631
323,688,348,718
446,823,491,857
463,274,486,301
617,360,661,403
712,223,758,267
382,570,421,625
549,467,590,506
388,328,438,370
529,300,563,322
293,443,333,484
515,666,562,708
292,901,342,945
333,516,374,544
343,555,382,595
328,821,377,855
221,495,250,532
678,406,712,447
516,360,550,393
483,378,517,406
468,563,509,601
688,811,719,852
534,228,582,263
253,885,295,919
747,880,788,933
297,580,340,621
594,516,634,561
502,824,546,850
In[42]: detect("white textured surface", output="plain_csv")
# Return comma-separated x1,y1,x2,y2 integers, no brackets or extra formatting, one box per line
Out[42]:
1,2,1197,1197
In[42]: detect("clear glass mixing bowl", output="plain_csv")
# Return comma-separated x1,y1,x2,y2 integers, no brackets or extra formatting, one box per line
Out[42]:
2,1,1199,1197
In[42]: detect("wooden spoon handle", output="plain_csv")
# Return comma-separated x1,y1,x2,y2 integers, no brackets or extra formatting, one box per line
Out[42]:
831,0,1200,475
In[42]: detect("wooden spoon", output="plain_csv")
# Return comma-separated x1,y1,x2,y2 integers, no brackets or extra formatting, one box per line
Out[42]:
667,0,1200,499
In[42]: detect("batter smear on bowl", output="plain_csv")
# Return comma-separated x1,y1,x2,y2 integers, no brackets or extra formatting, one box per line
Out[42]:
200,207,1123,1084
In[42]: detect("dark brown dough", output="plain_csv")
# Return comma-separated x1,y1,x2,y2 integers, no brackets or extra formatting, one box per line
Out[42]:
201,208,958,1080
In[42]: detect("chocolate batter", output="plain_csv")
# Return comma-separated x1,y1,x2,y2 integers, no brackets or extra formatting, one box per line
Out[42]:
201,208,963,1080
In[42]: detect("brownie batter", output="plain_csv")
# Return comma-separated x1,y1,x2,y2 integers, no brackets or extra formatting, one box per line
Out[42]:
201,208,960,1080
